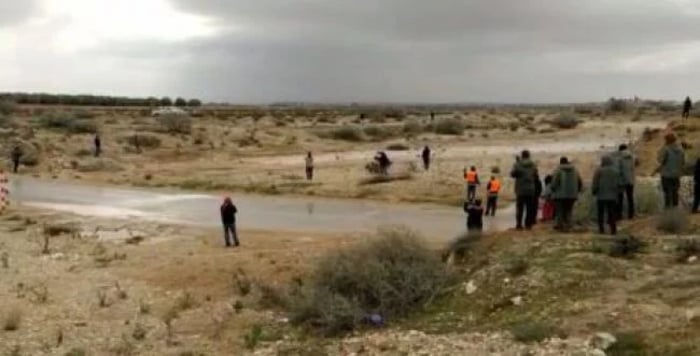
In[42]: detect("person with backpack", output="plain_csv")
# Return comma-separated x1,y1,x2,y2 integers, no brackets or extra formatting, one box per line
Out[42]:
551,157,583,232
485,176,501,216
592,156,622,235
510,150,539,230
656,133,685,209
220,197,239,247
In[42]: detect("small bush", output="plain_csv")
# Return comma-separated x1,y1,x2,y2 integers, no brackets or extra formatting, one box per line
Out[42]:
510,321,560,343
73,109,96,119
64,348,87,356
329,126,363,141
656,209,689,234
123,134,161,150
606,332,647,356
674,238,700,263
593,235,647,259
157,113,192,134
2,307,21,331
434,118,465,135
551,113,580,129
288,227,455,335
403,119,423,135
0,99,16,115
69,120,98,134
386,143,410,151
244,325,264,350
606,98,629,113
504,257,529,277
363,125,394,141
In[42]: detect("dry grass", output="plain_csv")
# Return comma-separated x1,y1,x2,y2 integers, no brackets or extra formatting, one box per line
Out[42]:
2,307,22,331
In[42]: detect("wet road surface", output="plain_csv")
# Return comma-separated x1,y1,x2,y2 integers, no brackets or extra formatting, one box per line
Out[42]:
9,177,515,239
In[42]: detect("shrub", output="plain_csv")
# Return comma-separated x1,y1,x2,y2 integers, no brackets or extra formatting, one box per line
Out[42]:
65,348,87,356
674,238,699,263
434,118,465,135
386,143,410,151
123,134,161,150
0,99,16,115
510,321,560,343
157,113,192,134
403,119,423,135
635,183,663,215
289,227,455,335
606,98,629,113
2,307,21,331
37,112,97,134
363,125,394,141
551,113,580,129
592,235,646,259
656,209,689,234
73,109,96,119
329,126,363,142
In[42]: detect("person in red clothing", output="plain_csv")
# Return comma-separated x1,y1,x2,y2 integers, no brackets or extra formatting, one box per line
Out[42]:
541,175,555,222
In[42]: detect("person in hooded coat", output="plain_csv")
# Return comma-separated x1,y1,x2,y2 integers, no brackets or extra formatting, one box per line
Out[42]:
593,156,622,235
656,133,685,209
683,96,692,119
551,156,583,232
220,197,239,247
510,150,539,230
613,144,636,219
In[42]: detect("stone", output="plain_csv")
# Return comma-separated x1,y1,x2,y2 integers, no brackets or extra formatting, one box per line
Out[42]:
588,332,617,351
464,280,478,295
511,296,523,306
688,255,697,263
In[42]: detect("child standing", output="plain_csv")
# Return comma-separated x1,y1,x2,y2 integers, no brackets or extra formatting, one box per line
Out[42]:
464,198,484,233
541,175,555,222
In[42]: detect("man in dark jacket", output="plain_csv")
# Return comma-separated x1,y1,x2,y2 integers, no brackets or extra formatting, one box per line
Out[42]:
421,146,431,171
683,96,692,119
551,156,583,232
464,198,484,234
10,146,22,174
656,133,685,209
613,144,636,219
94,134,102,157
593,156,622,235
510,150,539,230
220,197,239,247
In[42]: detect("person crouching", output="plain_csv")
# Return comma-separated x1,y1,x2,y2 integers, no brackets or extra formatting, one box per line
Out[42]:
464,198,484,234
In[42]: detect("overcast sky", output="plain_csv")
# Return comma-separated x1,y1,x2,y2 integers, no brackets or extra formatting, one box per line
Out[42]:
2,0,700,103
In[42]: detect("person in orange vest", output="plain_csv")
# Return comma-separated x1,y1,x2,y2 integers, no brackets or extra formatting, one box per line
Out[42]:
464,166,480,202
485,176,500,216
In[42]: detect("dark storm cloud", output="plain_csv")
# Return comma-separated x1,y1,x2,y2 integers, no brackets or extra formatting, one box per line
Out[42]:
158,0,700,102
0,1,38,27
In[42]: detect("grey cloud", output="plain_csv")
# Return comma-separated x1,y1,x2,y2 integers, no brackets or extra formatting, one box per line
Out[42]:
0,1,38,27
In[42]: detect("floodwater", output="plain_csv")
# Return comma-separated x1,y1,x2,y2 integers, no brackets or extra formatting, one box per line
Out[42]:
10,176,513,239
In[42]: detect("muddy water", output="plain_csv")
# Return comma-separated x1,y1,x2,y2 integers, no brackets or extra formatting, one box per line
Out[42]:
11,177,511,239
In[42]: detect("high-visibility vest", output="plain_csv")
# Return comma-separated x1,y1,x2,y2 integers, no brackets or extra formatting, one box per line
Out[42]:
465,170,477,184
489,179,501,194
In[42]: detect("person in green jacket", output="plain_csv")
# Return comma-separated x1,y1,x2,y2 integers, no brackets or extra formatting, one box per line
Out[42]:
593,156,622,235
551,156,583,232
656,133,685,209
510,150,539,230
614,144,636,219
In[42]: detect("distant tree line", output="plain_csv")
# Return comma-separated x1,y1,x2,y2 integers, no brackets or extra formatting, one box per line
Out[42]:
0,92,202,107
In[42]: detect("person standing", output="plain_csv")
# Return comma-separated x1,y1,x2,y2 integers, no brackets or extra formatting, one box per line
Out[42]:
485,176,500,216
94,133,102,157
464,166,480,202
592,156,622,235
220,197,239,247
541,175,555,222
10,145,22,174
615,144,636,219
464,198,484,234
305,152,314,181
551,157,583,232
510,150,539,230
683,96,692,119
0,169,8,215
421,146,431,171
656,133,685,209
